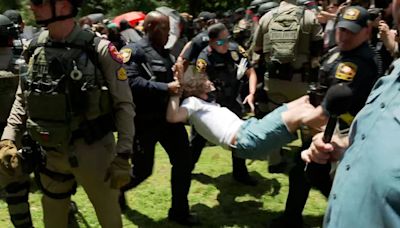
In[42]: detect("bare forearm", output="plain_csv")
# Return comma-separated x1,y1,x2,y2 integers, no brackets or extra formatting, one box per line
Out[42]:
247,68,257,95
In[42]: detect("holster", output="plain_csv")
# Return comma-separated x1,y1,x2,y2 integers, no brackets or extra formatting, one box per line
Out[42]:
74,114,114,144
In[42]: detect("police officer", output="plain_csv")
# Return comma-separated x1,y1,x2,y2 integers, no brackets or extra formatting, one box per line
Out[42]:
0,14,33,228
195,23,258,185
0,1,135,227
253,0,323,84
177,11,217,71
272,6,379,227
119,11,198,226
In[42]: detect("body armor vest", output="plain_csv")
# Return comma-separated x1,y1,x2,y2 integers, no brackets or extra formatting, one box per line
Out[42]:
23,30,112,148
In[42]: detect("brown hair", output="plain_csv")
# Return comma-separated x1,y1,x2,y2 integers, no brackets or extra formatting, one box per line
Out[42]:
181,66,209,98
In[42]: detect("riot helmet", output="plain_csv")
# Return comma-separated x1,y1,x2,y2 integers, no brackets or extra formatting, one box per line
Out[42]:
0,14,18,47
30,0,83,26
258,2,279,17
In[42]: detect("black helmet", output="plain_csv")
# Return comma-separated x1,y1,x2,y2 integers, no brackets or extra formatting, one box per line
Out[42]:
250,0,269,7
249,0,272,12
0,14,18,47
33,0,84,25
258,2,279,16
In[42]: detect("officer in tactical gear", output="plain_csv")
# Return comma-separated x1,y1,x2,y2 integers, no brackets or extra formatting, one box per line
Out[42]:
194,23,258,185
119,11,199,226
0,13,34,228
3,10,26,58
0,0,135,227
272,6,379,227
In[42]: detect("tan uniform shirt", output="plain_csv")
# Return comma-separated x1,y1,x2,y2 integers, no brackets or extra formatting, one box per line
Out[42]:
253,1,323,69
2,25,135,154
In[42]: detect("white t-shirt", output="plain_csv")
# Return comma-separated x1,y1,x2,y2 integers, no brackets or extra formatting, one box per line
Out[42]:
181,97,244,149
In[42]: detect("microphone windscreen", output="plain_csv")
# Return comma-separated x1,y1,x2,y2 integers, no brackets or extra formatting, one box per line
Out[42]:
324,83,353,116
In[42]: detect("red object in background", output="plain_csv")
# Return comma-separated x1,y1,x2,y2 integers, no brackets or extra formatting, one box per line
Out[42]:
112,11,146,27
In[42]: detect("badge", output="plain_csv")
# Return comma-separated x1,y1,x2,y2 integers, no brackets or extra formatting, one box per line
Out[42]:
120,48,132,63
108,43,123,63
231,51,239,61
335,62,357,81
238,45,248,58
327,52,340,64
117,67,127,81
343,8,360,21
196,59,207,73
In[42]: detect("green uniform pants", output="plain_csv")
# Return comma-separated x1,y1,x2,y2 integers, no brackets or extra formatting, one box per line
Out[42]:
39,132,121,228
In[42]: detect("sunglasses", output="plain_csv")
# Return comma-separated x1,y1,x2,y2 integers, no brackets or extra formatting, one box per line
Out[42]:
215,36,231,46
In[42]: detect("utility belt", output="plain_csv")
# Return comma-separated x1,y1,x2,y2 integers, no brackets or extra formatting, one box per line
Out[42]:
29,113,114,151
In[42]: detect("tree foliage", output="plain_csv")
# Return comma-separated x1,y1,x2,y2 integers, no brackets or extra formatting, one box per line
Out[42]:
2,0,253,25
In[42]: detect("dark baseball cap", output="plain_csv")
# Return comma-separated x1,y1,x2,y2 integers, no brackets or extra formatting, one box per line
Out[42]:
197,11,216,21
337,6,370,33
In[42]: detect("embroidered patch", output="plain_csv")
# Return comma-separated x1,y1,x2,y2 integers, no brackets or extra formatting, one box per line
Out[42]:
196,59,207,73
343,8,360,21
231,51,239,61
108,43,123,63
117,67,127,81
335,62,357,81
120,48,132,63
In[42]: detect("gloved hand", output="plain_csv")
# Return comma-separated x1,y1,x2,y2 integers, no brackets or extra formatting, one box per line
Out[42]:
0,139,20,176
236,58,248,80
104,154,131,189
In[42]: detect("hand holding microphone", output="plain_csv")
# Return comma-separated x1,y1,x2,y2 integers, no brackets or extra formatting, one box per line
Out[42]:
303,83,353,168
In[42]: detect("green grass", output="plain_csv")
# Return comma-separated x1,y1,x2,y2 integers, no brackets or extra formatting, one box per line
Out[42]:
0,143,327,227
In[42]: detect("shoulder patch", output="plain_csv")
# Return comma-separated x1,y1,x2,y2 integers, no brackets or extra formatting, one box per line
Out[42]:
117,67,127,81
196,59,208,73
108,43,123,63
238,45,248,58
335,62,357,81
231,51,239,62
120,48,132,63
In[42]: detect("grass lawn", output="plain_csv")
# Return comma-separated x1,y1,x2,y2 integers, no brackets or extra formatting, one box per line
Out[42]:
0,142,327,227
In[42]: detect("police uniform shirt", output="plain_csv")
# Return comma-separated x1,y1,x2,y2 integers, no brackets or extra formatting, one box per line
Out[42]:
196,42,250,115
183,31,209,63
121,37,175,122
196,42,250,80
320,42,379,117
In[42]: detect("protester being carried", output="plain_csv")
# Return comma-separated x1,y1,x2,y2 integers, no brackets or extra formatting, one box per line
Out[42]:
167,67,316,159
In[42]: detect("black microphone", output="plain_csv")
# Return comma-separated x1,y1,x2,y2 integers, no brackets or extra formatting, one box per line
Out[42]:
322,83,353,143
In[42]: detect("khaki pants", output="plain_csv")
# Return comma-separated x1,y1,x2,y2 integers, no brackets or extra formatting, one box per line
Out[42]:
39,132,121,228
